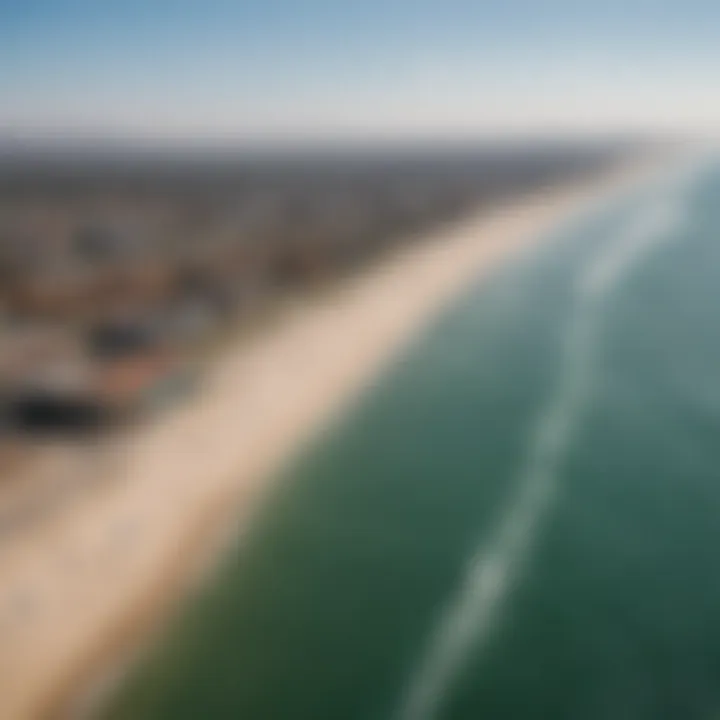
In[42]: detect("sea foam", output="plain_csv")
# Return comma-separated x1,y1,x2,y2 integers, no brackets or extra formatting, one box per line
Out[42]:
395,166,696,720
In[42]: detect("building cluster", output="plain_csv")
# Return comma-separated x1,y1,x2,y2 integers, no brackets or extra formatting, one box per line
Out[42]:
0,144,627,438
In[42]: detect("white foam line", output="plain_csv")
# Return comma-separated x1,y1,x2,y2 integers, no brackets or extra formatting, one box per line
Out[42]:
394,175,692,720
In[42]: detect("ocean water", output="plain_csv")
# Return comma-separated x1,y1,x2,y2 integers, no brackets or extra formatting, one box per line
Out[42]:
109,159,720,720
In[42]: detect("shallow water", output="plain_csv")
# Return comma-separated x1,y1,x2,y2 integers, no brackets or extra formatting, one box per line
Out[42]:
110,159,720,720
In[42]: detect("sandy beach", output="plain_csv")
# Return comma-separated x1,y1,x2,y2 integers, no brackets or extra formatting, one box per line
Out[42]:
0,161,661,719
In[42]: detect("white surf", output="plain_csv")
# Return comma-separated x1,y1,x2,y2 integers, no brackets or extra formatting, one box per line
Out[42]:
395,171,694,720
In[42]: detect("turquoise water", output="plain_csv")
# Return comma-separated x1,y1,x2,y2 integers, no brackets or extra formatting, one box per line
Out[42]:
110,159,720,719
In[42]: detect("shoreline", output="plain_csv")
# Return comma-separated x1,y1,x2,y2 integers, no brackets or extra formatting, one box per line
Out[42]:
0,160,666,719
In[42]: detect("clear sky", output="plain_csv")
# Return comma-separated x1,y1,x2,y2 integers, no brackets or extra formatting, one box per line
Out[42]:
1,0,719,142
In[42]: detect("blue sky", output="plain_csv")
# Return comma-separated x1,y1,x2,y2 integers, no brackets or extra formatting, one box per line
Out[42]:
2,0,719,140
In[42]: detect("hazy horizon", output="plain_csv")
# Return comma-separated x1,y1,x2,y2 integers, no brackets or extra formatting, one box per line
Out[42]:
3,1,720,142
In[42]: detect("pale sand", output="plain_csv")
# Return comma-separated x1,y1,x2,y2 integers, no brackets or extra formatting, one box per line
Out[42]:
0,162,663,719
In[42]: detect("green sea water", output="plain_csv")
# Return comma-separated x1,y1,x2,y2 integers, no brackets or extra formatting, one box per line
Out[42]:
109,159,720,719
